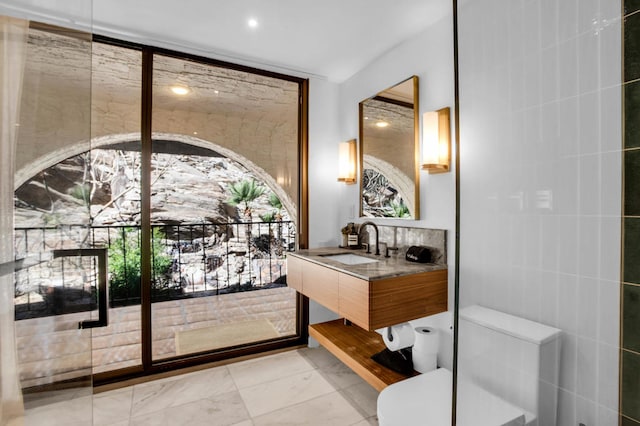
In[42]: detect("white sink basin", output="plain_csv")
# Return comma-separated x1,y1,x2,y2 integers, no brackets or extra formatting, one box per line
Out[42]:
321,253,379,265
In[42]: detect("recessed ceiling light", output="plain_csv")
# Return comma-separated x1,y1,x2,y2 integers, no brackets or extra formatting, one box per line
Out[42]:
376,121,389,128
170,85,190,95
248,18,258,28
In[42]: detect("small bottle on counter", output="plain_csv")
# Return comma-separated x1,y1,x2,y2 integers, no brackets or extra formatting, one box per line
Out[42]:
347,223,358,247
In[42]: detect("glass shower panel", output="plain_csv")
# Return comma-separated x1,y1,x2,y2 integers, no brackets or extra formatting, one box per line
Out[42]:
456,0,622,424
14,40,144,378
11,22,95,425
150,54,299,360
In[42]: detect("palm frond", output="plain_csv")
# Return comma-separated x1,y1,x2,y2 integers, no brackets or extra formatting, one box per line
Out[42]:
226,179,265,206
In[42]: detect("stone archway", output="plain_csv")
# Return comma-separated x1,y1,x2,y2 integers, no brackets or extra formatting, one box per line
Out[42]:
15,132,297,224
363,154,415,217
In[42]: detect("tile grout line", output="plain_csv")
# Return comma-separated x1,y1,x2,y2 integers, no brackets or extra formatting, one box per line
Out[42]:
230,351,316,391
225,364,254,425
243,369,335,418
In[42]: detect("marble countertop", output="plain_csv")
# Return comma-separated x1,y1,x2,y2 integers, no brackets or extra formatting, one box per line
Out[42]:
288,247,447,281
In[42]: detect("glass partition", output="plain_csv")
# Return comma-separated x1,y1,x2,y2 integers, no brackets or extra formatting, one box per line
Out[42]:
10,21,95,425
456,0,622,425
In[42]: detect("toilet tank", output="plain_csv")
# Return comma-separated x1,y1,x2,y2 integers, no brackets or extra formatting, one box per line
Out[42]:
458,305,561,425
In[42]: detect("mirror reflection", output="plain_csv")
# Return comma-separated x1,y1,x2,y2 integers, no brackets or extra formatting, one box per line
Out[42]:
359,76,419,219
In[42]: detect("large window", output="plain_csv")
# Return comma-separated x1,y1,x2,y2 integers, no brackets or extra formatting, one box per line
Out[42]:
14,33,307,384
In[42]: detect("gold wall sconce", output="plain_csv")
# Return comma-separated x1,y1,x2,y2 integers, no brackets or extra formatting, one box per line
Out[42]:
421,107,451,174
337,139,357,184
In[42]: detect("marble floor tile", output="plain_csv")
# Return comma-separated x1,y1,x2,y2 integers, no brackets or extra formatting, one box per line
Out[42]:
300,346,368,391
228,350,314,389
131,366,237,417
341,382,379,418
239,369,335,417
230,421,254,426
315,359,364,390
24,395,93,426
252,391,366,426
129,390,250,426
24,387,91,410
26,347,379,426
92,387,133,426
101,421,129,426
298,346,340,369
351,417,379,426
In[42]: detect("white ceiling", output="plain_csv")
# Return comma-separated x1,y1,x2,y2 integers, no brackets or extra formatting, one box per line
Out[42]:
1,0,450,82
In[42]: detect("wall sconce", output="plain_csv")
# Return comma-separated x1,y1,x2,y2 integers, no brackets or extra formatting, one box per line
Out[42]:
337,139,357,184
421,107,451,174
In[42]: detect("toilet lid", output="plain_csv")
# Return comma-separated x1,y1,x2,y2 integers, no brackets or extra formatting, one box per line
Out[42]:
377,368,526,426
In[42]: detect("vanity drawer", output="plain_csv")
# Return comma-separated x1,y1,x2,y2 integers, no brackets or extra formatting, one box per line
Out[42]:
338,274,369,329
301,261,340,312
369,269,448,330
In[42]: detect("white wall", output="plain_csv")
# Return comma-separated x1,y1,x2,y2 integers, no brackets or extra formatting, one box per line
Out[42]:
307,77,344,249
338,14,456,234
305,13,456,327
306,77,343,329
457,0,622,424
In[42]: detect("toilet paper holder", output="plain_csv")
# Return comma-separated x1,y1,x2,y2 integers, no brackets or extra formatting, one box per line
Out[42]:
386,327,394,342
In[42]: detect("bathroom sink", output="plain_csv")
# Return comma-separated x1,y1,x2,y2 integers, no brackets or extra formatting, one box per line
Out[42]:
320,253,379,265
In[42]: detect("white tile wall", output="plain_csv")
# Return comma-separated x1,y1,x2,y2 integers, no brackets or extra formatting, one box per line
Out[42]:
458,0,622,424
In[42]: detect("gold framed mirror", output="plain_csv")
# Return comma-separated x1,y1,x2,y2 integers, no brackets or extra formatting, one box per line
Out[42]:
358,76,419,219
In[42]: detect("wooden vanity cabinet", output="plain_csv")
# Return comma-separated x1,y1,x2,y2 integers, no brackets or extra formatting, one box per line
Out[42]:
339,270,448,330
337,273,369,327
287,255,340,311
298,260,339,312
285,254,304,292
287,255,448,331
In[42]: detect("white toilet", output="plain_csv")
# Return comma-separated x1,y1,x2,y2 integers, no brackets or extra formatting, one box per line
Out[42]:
377,305,561,426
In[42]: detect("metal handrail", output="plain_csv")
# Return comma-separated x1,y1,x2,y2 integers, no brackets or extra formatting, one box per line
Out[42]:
13,220,295,315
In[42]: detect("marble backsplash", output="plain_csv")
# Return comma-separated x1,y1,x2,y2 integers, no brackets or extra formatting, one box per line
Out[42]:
356,224,447,265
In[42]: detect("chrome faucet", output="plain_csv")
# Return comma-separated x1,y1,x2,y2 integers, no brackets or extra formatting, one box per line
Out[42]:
358,221,380,255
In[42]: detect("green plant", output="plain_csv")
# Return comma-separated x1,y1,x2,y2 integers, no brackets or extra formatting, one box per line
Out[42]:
268,193,282,210
68,183,91,203
266,193,286,256
226,179,266,220
108,227,173,304
42,212,62,226
387,199,410,218
259,212,275,223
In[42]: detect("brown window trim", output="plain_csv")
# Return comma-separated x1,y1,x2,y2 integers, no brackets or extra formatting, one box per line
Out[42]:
92,35,309,386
